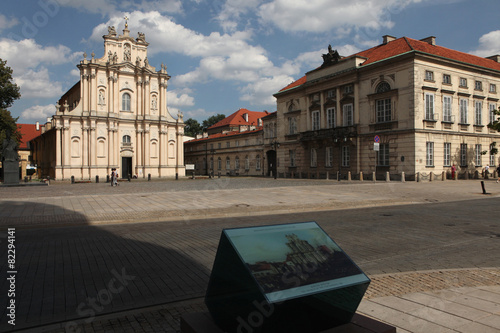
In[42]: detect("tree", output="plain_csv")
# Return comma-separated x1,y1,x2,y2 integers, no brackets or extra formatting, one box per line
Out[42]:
488,106,500,132
0,59,21,110
0,59,21,156
202,113,226,131
184,118,202,137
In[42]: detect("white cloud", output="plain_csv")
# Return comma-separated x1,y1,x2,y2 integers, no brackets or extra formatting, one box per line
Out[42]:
0,38,78,98
214,0,262,32
471,30,500,57
240,75,294,106
257,0,421,33
167,90,195,107
0,14,19,31
15,68,64,98
21,104,56,120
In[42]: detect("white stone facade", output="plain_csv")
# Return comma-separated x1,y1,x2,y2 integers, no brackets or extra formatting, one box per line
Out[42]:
32,24,185,180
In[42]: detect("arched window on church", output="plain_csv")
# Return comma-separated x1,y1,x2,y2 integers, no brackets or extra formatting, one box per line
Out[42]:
122,93,131,111
122,135,131,146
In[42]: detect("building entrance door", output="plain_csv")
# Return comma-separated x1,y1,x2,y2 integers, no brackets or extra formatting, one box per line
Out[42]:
266,150,276,177
122,157,132,179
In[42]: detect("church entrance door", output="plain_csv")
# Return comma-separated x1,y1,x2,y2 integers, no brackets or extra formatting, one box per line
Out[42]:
122,157,132,179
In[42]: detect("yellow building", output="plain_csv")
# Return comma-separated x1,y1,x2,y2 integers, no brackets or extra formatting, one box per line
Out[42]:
274,36,500,180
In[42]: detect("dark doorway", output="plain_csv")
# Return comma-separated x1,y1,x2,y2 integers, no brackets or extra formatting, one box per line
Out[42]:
266,150,276,177
122,157,132,179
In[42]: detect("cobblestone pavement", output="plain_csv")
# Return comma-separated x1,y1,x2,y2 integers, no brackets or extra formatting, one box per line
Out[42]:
0,178,499,332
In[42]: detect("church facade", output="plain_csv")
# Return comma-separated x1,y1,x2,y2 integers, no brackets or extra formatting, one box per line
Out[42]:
31,23,185,180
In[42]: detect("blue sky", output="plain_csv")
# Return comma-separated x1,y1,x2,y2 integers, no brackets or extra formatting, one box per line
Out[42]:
1,0,500,124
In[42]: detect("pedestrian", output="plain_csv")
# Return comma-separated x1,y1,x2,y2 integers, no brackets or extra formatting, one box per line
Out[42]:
114,169,119,186
484,165,490,179
497,164,500,183
110,168,116,186
451,164,456,180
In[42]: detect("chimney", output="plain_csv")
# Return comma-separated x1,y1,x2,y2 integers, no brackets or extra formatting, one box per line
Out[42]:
420,36,436,46
487,55,500,63
383,35,396,44
243,113,249,122
36,122,40,131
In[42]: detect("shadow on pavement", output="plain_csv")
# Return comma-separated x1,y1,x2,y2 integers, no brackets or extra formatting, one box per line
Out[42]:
0,202,210,332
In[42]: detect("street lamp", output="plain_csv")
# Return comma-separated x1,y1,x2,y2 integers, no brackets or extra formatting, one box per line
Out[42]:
271,140,280,179
210,149,216,178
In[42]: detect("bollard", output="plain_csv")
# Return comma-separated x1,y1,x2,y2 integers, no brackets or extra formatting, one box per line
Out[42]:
107,174,110,183
372,172,376,182
218,171,221,178
481,181,487,194
386,171,390,182
128,175,131,182
148,173,151,181
430,172,433,182
96,175,99,183
326,171,329,180
192,171,195,179
417,172,420,182
47,176,50,185
360,171,363,181
348,171,351,181
401,171,405,182
337,171,340,181
442,171,445,181
176,172,178,180
71,175,75,184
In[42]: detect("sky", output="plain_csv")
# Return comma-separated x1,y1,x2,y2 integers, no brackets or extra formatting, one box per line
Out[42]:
1,0,500,125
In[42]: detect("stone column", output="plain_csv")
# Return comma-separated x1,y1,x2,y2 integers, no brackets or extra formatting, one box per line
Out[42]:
137,81,143,116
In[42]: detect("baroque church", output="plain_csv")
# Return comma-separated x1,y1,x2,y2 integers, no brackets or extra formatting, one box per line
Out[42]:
31,20,185,180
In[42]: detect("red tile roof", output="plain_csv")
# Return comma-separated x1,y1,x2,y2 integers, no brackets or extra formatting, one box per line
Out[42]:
278,36,500,92
208,108,268,130
185,128,263,143
17,124,42,150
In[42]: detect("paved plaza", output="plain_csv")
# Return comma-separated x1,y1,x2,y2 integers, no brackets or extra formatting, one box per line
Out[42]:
0,177,499,332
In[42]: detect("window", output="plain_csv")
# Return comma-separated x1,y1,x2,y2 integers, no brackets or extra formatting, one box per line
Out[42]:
376,99,391,123
425,70,434,81
289,150,296,167
425,93,435,120
490,144,496,167
426,142,434,166
245,156,249,170
210,143,214,150
343,104,353,126
226,142,230,148
288,117,297,134
235,156,240,169
490,84,497,93
210,157,214,170
460,99,468,124
475,101,482,125
444,143,451,166
343,85,353,94
327,89,335,99
151,141,158,158
312,93,320,102
122,93,131,111
326,107,336,128
459,77,467,88
217,157,222,170
256,155,261,170
342,146,350,167
235,140,239,147
310,148,317,167
71,139,80,157
378,144,389,166
218,143,221,149
443,74,451,84
226,157,230,170
443,96,452,122
122,135,131,144
311,110,320,130
475,144,482,166
475,80,483,91
490,103,497,124
325,147,333,167
460,143,467,166
376,82,391,93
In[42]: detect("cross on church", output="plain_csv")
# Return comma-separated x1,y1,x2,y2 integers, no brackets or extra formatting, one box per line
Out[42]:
124,15,129,28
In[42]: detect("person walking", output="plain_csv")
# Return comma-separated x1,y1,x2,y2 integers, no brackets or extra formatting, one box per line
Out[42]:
110,168,116,186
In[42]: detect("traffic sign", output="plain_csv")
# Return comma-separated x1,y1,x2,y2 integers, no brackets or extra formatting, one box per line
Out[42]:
374,142,380,151
374,135,380,143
